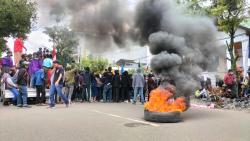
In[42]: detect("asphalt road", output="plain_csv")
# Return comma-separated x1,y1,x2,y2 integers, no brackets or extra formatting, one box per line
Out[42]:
0,103,250,141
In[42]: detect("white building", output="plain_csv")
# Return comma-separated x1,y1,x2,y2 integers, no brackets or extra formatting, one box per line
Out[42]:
217,19,250,76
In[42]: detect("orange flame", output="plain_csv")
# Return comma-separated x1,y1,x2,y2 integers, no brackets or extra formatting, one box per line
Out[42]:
145,87,186,112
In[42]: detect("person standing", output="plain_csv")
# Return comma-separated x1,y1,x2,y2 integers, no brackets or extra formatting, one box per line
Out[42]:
16,61,31,108
73,70,80,101
132,69,145,104
147,74,157,101
95,73,103,101
19,54,27,68
102,67,113,102
121,71,130,102
48,61,69,108
2,51,14,73
14,36,26,67
65,66,76,104
29,53,42,87
91,73,98,102
112,70,121,102
43,54,53,69
33,67,46,105
84,67,91,102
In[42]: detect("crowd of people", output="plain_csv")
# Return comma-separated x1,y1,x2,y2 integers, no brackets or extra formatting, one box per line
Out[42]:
0,46,160,108
195,68,250,102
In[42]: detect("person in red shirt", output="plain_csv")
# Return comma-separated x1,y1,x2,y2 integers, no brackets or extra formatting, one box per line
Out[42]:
224,69,238,98
14,36,27,67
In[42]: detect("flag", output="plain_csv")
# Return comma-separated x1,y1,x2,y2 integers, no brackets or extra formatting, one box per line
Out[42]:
52,47,56,61
121,64,125,74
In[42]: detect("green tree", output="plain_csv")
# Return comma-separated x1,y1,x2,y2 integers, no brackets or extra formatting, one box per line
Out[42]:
177,0,206,14
185,0,246,73
0,0,37,56
208,0,246,73
44,26,79,67
80,56,109,74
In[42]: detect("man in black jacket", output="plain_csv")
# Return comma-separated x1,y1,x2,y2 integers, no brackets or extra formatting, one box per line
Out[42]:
84,67,91,102
102,67,113,102
112,70,121,102
121,71,130,102
16,61,31,108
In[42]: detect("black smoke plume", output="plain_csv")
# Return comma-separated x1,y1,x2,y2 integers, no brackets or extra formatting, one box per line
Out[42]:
40,0,223,106
135,0,223,106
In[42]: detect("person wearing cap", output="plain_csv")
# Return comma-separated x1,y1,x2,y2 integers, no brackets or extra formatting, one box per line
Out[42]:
48,60,69,108
43,54,53,69
16,61,31,108
19,54,27,68
2,51,14,73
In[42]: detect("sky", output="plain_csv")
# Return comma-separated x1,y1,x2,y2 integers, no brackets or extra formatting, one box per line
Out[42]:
7,0,137,54
5,0,250,55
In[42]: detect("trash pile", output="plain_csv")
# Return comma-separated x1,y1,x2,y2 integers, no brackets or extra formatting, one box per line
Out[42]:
192,89,250,110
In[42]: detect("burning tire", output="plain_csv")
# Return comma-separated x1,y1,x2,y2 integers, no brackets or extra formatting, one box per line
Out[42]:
144,110,181,123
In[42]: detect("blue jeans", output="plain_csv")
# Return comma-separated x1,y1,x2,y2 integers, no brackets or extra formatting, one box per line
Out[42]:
9,88,19,102
17,86,28,106
30,74,36,87
133,87,144,103
102,84,112,102
244,88,250,97
49,84,69,107
65,84,74,101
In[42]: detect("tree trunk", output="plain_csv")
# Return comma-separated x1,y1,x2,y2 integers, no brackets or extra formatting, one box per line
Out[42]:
229,33,239,98
229,34,236,71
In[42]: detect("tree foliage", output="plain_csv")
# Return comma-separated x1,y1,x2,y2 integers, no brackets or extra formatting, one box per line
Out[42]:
0,0,37,38
44,26,79,67
208,0,246,72
177,0,206,15
0,0,37,56
182,0,246,73
80,56,109,74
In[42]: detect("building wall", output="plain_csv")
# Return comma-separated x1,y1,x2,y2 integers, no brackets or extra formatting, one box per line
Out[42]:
217,28,249,76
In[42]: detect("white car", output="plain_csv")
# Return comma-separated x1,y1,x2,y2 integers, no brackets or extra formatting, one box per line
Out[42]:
0,83,50,105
